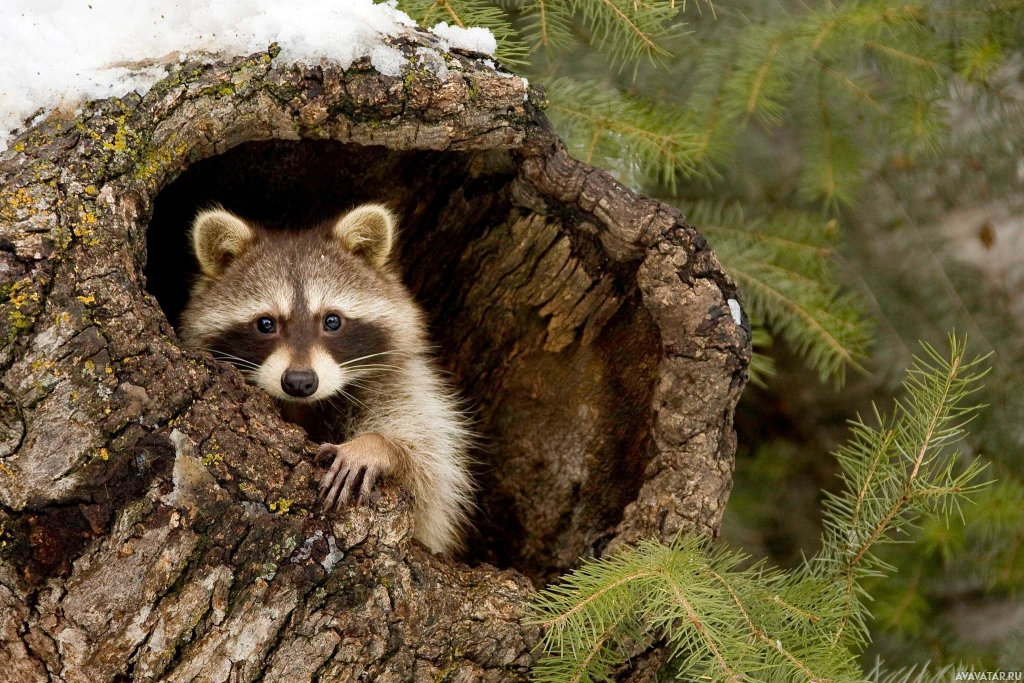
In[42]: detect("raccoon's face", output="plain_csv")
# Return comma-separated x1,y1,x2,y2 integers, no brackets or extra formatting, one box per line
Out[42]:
180,205,420,403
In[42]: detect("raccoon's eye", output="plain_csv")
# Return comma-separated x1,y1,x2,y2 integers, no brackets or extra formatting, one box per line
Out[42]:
323,313,343,332
255,317,276,334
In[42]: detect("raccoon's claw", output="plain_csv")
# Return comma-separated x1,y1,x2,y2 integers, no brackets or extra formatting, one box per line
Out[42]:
318,437,390,512
313,444,334,467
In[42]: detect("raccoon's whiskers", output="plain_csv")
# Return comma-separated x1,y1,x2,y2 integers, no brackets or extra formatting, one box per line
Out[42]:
225,360,260,372
321,393,347,412
335,388,366,409
346,364,404,372
344,362,410,371
202,348,261,370
347,382,388,398
336,350,405,367
336,348,426,368
347,365,415,380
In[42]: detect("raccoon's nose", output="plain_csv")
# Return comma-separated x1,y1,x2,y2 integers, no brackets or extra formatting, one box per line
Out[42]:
281,369,319,398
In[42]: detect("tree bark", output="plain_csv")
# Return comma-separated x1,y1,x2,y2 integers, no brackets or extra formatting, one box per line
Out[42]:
0,29,749,682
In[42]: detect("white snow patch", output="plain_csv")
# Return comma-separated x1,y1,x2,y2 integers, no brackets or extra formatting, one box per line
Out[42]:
727,298,743,325
430,21,497,55
1,0,490,151
415,47,450,80
480,58,520,80
370,43,408,77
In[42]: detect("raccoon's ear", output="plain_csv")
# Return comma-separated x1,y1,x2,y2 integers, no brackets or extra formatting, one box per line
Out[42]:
191,209,255,278
331,204,396,268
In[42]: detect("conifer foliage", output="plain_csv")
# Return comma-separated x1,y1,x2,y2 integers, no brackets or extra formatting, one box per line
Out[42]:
527,337,989,682
690,201,870,385
396,0,1024,385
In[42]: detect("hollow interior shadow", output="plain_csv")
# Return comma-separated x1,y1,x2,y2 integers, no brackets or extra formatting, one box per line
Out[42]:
145,139,659,584
146,140,504,328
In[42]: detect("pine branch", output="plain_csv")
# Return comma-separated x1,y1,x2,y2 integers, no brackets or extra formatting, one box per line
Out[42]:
571,0,681,70
482,0,1022,203
398,0,531,64
686,44,742,168
705,569,829,683
655,566,748,682
518,0,576,53
865,661,956,683
689,201,871,385
864,42,938,71
800,74,861,205
665,2,1017,201
748,326,776,388
956,37,1005,83
507,0,684,70
528,336,989,682
813,335,991,650
721,28,793,127
529,537,860,682
744,37,786,124
680,0,717,17
546,78,701,191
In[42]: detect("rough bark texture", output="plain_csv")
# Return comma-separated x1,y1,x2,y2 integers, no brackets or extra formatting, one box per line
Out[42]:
0,30,748,683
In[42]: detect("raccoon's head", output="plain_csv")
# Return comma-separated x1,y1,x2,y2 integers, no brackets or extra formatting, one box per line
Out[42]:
180,204,422,403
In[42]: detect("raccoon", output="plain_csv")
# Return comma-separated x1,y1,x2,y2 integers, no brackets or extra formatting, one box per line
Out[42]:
179,204,473,554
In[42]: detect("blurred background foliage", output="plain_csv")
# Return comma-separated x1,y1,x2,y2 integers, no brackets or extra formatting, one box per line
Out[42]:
397,0,1024,671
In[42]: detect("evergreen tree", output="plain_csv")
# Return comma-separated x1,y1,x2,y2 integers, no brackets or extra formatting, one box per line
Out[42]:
394,0,1024,671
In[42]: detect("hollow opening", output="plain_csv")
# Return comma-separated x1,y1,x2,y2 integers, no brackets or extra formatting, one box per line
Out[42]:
145,139,660,584
145,139,512,329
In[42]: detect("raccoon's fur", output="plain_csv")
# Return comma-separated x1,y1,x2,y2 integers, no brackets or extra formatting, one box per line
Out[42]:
179,204,473,554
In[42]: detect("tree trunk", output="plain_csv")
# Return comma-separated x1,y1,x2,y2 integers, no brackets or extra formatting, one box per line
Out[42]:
0,30,749,683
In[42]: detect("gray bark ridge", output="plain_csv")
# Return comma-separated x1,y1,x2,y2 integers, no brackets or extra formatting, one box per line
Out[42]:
0,29,748,683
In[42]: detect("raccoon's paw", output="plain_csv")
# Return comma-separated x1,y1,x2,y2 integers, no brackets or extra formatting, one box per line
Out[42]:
318,433,397,511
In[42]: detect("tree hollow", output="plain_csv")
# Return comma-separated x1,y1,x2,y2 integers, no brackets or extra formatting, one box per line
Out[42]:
0,35,748,682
